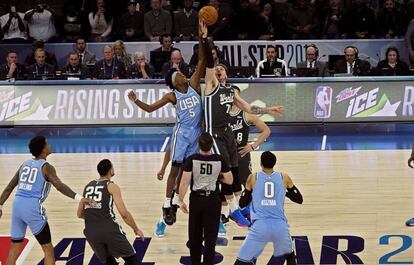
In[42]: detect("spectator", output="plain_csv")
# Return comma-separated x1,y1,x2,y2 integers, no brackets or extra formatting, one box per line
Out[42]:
89,0,113,42
233,0,263,40
93,45,127,79
287,0,319,39
144,0,173,41
113,40,132,70
0,4,28,43
152,34,175,52
257,3,276,40
174,0,199,41
161,49,189,78
209,0,235,40
212,46,229,68
118,0,146,41
24,0,57,42
377,0,406,39
61,4,83,42
296,44,329,76
320,0,344,39
0,50,27,80
405,18,414,64
128,51,155,79
24,40,58,70
376,46,409,75
62,51,90,79
341,0,376,38
73,37,97,66
334,46,371,75
256,45,288,77
27,49,55,79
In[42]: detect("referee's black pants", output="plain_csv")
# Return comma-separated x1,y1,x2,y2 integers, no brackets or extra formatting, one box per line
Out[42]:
188,192,221,265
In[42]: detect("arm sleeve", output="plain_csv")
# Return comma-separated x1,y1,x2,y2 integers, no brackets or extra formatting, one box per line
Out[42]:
184,157,193,172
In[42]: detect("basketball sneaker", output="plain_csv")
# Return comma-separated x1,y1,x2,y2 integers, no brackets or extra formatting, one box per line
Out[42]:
406,218,414,226
155,221,166,237
162,207,175,226
229,208,250,227
218,220,227,236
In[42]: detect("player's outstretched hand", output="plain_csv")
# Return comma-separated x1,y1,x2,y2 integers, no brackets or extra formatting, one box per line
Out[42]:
128,90,137,102
268,105,284,116
135,228,145,241
180,202,189,214
409,155,414,168
157,168,165,180
199,19,207,39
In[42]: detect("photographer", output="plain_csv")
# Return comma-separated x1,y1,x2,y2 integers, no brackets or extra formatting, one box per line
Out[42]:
0,5,28,43
24,0,57,42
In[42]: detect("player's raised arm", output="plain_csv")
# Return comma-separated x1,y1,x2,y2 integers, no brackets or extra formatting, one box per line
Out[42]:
202,22,219,96
233,92,284,116
0,170,19,218
108,182,144,240
128,90,175,113
189,20,206,93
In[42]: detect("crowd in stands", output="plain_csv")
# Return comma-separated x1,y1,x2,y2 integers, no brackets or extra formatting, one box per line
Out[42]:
0,0,413,43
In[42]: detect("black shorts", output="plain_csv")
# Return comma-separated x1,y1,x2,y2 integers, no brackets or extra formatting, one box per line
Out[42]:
84,222,136,262
211,127,238,168
238,152,252,186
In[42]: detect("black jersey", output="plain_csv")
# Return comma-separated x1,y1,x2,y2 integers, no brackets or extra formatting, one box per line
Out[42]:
229,109,250,147
204,83,235,131
83,179,116,228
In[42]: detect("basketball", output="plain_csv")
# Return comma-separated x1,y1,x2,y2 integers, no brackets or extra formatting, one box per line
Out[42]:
199,6,218,26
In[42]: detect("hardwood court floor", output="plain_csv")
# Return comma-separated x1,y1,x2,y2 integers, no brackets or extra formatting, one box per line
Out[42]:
0,150,413,265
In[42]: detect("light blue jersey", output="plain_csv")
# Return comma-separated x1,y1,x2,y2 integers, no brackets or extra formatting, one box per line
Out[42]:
174,86,202,129
11,159,51,240
15,159,51,203
251,171,287,222
237,171,293,262
170,86,202,163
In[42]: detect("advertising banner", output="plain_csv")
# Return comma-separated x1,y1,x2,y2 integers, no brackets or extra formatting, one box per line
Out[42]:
1,79,414,126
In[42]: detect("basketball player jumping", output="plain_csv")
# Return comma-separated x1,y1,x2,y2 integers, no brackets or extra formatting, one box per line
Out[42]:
203,30,284,232
0,136,94,265
127,20,206,237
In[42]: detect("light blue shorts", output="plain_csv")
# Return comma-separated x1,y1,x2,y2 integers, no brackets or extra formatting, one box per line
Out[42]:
170,125,201,163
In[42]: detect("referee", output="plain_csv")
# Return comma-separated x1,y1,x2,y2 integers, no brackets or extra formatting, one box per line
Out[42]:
179,132,233,265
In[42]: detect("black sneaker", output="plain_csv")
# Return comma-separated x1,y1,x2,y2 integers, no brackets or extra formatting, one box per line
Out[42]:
162,206,175,226
221,214,229,225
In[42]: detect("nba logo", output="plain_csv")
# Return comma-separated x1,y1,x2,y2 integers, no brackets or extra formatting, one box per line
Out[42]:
314,86,332,119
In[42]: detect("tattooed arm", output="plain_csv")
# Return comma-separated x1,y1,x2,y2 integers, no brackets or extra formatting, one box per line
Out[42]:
234,92,284,115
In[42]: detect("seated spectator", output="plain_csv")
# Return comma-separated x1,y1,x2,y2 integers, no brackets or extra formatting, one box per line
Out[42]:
256,45,288,77
61,5,83,42
406,18,414,64
93,45,127,79
128,52,155,79
233,0,263,40
287,0,319,39
320,0,344,39
113,40,132,70
24,40,58,70
0,5,28,43
377,0,406,39
62,51,90,79
161,50,189,78
0,50,27,80
341,0,376,38
27,49,55,79
144,0,172,42
209,0,235,40
334,46,371,76
74,37,97,66
89,0,113,42
296,44,328,76
24,0,57,42
153,34,175,52
376,46,409,76
257,3,276,40
174,0,199,41
118,0,146,41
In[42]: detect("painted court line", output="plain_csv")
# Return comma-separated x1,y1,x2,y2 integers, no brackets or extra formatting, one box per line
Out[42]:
321,135,327,150
160,137,170,152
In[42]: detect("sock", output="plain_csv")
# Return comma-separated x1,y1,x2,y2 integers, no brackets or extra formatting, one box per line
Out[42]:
228,198,239,213
172,193,179,206
221,205,229,217
163,197,171,208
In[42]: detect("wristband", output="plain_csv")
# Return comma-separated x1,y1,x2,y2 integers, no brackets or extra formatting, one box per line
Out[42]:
74,194,83,202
